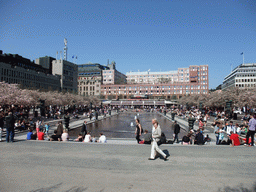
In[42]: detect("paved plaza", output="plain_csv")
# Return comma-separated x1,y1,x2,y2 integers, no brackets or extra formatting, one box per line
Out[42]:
1,111,256,191
1,140,256,192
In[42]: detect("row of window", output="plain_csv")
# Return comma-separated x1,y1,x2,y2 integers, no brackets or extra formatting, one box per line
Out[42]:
238,69,256,73
79,86,95,91
103,90,207,94
78,72,101,76
236,84,256,87
78,81,100,85
1,77,59,90
236,74,256,77
103,85,207,90
1,68,59,83
236,79,256,82
79,90,100,96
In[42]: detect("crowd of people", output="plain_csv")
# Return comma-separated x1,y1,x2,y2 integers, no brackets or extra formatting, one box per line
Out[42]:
1,103,255,149
25,119,107,143
212,113,256,147
133,107,256,147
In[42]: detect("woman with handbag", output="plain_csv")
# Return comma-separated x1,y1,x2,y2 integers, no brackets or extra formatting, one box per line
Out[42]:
148,119,168,161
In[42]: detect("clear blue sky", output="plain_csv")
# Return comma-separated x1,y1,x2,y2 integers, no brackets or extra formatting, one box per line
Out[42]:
1,0,256,89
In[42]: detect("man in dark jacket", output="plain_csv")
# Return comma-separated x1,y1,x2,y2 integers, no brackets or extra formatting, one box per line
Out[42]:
56,121,63,136
0,112,4,141
188,113,196,130
173,121,181,143
80,121,87,138
5,112,15,142
195,129,205,145
64,113,70,130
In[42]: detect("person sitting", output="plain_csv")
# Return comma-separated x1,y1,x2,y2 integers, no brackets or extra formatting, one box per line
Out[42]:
98,133,107,143
139,130,152,144
31,130,37,140
50,130,61,141
27,129,33,140
235,123,242,135
20,120,26,130
228,131,241,147
195,129,205,145
61,129,69,142
242,113,250,121
240,125,248,135
91,135,97,142
204,134,211,144
182,134,190,145
75,134,83,142
83,132,92,142
37,129,45,140
15,120,22,132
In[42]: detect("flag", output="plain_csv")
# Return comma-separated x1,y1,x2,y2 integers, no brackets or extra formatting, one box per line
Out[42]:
76,56,77,59
241,52,243,55
72,55,75,59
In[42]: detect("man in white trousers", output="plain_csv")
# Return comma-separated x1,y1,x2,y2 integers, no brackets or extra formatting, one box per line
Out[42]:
148,119,168,161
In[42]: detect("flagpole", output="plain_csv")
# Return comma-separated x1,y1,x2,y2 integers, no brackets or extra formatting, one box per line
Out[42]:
243,53,244,64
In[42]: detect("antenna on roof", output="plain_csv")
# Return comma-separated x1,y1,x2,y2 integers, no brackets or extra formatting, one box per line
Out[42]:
63,38,68,61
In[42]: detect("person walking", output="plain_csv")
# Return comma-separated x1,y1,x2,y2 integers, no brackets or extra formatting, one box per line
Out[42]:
44,123,50,136
56,121,64,137
64,113,70,130
80,120,87,138
35,120,41,135
188,113,196,130
173,120,180,143
5,112,15,143
245,114,256,147
0,112,4,141
214,122,220,145
148,119,168,161
135,119,143,143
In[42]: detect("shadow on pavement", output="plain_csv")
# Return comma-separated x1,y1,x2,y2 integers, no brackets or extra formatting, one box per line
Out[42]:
218,182,256,192
30,182,89,192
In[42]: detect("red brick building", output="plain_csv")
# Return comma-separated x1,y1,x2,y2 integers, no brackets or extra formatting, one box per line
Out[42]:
101,65,208,99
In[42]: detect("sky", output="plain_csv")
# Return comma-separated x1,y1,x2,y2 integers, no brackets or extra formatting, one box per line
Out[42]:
1,0,256,89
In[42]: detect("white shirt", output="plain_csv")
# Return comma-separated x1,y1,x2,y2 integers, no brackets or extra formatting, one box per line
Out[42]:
84,134,91,142
36,121,41,128
61,133,69,142
98,135,106,143
226,125,236,135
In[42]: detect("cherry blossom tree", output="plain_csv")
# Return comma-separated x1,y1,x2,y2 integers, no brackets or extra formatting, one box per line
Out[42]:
0,82,100,107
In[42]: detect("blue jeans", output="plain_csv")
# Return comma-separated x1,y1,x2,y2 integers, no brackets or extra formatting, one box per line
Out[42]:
174,133,179,143
216,135,219,145
6,129,14,142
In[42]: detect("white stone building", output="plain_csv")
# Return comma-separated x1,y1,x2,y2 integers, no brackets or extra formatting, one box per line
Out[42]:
222,63,256,90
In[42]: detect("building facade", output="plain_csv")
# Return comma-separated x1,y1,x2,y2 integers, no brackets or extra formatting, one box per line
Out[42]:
0,51,60,91
52,59,78,93
35,56,55,74
77,63,109,96
102,61,127,85
101,65,209,99
222,63,256,90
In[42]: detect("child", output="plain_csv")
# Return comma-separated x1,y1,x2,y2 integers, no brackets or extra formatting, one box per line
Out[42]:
44,123,50,136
